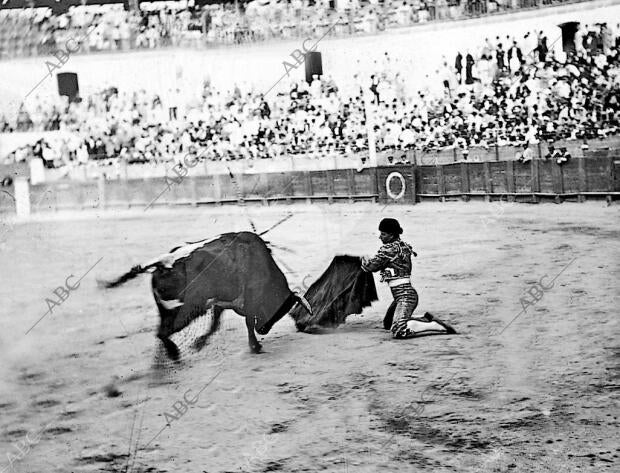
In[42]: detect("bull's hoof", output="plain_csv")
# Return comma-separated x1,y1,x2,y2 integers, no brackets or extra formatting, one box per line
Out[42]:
161,338,180,361
302,325,330,334
293,320,309,332
193,335,208,352
249,342,262,354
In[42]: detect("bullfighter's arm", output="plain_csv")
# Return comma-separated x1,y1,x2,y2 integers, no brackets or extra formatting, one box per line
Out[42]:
361,246,392,273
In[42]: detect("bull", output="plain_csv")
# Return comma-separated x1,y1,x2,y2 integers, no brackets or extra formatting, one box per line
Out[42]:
101,232,312,360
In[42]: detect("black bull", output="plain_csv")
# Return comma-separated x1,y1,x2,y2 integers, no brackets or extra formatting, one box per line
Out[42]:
102,232,313,359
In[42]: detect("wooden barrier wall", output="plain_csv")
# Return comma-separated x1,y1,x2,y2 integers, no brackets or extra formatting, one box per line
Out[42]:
20,157,619,213
414,156,617,201
27,168,380,211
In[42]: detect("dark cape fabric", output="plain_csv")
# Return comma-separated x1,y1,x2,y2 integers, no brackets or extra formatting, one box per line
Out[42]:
290,255,378,332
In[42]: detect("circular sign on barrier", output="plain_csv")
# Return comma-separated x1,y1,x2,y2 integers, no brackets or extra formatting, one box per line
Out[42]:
385,172,406,200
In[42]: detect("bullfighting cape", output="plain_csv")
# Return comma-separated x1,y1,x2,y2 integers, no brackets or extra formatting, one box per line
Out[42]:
290,255,378,332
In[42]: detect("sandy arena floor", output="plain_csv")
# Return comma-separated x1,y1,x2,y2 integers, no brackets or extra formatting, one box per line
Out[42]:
0,202,618,473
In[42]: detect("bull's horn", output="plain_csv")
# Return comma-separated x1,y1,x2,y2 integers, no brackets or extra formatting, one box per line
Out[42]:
294,293,313,316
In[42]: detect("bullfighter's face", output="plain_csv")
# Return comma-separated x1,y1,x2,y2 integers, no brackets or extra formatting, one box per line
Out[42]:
379,231,396,244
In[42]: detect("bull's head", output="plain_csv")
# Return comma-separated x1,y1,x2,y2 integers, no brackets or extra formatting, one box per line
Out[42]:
254,292,312,335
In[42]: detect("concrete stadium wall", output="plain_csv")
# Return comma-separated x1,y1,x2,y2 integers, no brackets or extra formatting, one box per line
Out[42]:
4,134,620,184
410,137,620,165
12,156,618,216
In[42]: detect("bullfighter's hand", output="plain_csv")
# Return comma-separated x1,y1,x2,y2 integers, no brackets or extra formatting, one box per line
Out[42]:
361,256,371,270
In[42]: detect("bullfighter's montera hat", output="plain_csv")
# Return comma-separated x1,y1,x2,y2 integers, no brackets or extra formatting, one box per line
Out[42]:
378,218,403,235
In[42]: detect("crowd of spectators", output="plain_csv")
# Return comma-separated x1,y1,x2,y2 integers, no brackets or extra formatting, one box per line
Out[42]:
0,3,196,59
1,22,619,169
1,76,370,167
0,0,583,59
370,22,620,156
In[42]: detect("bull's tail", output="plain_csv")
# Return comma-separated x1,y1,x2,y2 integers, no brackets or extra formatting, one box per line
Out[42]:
98,264,150,288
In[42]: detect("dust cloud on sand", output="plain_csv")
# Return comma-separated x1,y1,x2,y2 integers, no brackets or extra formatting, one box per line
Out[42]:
0,202,618,472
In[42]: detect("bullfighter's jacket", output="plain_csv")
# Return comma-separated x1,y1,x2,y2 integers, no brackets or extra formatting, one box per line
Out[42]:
361,239,414,282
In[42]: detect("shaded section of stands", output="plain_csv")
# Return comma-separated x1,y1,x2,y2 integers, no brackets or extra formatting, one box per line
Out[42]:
0,1,592,60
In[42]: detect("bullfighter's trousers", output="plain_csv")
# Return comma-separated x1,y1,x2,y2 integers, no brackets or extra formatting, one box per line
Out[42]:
389,282,419,339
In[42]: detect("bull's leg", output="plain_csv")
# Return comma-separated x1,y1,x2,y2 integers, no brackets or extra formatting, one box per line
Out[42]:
156,304,181,361
245,315,262,354
193,306,224,352
158,335,180,361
